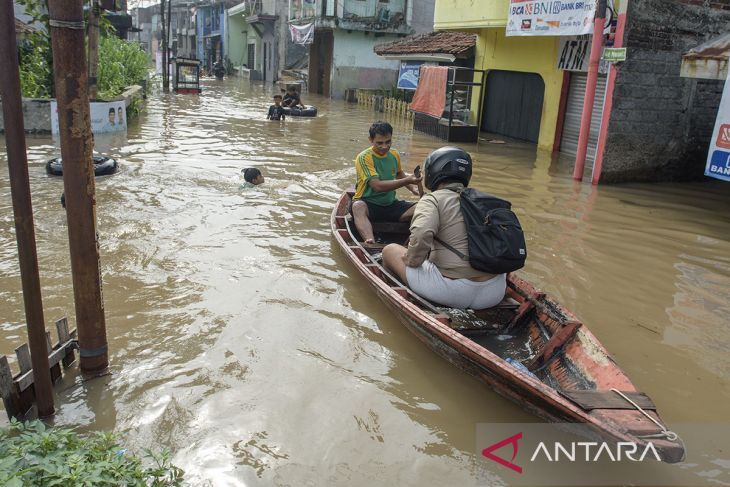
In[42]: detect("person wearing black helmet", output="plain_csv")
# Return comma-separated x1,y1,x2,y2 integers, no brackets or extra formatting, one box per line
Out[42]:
381,147,507,309
352,121,422,244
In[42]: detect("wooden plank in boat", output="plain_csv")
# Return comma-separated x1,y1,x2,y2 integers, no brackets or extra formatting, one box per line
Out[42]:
561,390,657,410
527,321,582,370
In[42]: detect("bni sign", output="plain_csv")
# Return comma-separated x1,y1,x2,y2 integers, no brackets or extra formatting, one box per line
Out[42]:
705,68,730,181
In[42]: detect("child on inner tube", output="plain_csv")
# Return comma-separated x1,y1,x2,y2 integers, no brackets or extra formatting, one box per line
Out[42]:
282,87,304,109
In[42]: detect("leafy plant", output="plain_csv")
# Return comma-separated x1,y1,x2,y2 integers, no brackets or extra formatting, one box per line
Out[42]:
96,35,150,100
16,0,53,98
0,419,184,486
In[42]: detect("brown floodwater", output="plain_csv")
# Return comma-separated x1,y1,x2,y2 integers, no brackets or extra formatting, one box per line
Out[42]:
1,77,729,486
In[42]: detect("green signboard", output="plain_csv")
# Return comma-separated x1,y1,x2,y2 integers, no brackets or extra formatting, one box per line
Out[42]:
603,48,627,62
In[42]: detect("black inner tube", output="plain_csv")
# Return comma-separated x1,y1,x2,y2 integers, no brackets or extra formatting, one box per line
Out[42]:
46,156,119,177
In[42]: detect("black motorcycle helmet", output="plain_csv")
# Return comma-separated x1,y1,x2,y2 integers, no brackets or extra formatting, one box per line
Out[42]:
423,146,473,191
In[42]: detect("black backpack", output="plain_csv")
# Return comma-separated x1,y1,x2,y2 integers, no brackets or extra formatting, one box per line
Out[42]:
436,188,527,274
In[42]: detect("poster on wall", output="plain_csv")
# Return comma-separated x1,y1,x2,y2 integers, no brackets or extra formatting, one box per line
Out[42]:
51,100,127,136
705,69,730,182
289,23,314,45
397,61,424,90
506,0,597,37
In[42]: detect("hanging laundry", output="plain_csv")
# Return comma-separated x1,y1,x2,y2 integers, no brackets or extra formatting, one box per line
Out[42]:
410,66,449,118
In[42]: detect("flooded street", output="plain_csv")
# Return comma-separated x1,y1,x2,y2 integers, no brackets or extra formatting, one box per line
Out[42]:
2,77,730,485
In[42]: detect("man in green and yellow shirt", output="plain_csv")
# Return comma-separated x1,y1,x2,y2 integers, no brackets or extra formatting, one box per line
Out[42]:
352,121,422,244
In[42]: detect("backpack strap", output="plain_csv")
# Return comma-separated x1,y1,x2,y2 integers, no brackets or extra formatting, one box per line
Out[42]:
434,236,468,261
433,186,468,261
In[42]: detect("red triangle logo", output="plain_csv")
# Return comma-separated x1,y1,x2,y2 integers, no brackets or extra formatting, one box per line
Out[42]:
481,432,523,474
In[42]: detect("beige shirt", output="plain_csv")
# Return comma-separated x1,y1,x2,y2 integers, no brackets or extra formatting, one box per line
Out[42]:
406,182,496,280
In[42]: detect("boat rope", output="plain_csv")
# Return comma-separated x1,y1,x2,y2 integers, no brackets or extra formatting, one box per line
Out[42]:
610,388,679,441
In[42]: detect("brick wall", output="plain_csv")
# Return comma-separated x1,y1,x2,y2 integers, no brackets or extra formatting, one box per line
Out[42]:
601,0,730,182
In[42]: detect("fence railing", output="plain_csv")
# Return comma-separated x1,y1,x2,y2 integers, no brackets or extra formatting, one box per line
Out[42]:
356,89,413,120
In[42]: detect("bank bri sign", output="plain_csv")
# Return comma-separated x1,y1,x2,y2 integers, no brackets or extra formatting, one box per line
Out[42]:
705,69,730,182
506,0,597,36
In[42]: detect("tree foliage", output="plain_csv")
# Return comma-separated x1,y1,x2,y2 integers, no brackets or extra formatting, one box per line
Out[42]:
0,419,184,486
97,35,150,100
16,0,150,100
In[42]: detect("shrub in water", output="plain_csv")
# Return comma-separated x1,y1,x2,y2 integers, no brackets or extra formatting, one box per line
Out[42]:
0,419,184,486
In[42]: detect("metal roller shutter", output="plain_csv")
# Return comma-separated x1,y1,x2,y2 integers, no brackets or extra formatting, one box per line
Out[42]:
560,73,608,162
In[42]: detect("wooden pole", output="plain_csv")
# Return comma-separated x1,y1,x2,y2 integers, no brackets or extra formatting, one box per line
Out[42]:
87,0,100,100
573,0,607,181
48,0,109,373
0,0,55,417
161,0,169,93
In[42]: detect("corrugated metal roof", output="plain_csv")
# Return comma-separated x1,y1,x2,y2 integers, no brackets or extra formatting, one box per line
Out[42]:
684,32,730,61
374,31,476,57
681,33,730,80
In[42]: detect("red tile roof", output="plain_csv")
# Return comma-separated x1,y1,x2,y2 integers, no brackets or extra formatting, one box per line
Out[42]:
374,31,476,57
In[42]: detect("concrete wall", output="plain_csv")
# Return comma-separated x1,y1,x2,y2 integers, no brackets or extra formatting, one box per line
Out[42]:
0,98,52,133
601,0,730,182
411,0,435,33
227,14,248,68
475,29,563,150
434,0,508,30
0,86,144,134
331,30,400,98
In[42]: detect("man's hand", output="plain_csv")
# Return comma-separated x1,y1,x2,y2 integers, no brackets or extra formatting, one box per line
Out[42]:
406,173,422,185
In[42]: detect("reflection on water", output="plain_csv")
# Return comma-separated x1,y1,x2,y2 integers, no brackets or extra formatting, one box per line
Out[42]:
1,77,729,485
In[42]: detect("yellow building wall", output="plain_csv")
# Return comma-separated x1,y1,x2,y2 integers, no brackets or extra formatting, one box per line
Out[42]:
434,0,509,30
435,0,564,151
474,28,563,151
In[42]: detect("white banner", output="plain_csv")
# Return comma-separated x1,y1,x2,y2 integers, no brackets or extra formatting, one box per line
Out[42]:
506,0,597,37
705,69,730,181
51,100,127,135
289,23,314,45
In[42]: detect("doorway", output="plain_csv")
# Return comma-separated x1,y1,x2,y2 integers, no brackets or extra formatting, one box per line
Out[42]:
308,30,333,96
482,70,545,143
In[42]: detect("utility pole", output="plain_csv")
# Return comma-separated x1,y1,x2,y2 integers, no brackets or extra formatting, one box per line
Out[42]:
48,0,109,373
161,0,169,92
0,0,55,417
573,0,607,181
88,0,100,100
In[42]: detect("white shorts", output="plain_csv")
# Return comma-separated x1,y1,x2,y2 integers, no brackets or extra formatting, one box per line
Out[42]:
405,260,507,309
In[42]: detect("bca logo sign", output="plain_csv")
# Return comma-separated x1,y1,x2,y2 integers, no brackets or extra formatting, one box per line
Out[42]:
716,124,730,149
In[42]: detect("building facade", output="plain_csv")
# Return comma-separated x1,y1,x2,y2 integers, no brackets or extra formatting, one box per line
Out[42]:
293,0,430,98
434,0,730,182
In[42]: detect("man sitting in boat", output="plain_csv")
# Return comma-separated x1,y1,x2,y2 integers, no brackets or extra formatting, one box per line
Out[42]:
352,121,422,245
381,147,507,309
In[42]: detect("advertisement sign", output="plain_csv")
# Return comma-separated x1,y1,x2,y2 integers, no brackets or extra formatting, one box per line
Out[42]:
507,0,597,37
51,100,127,135
556,36,609,73
397,61,423,90
705,69,730,181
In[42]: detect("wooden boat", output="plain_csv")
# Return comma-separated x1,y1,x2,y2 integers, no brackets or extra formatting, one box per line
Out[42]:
332,190,685,463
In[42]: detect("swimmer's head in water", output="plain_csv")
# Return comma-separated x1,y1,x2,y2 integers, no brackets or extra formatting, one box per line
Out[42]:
243,167,265,185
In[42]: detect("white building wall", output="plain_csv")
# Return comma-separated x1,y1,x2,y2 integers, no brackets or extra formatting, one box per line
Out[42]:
330,30,400,98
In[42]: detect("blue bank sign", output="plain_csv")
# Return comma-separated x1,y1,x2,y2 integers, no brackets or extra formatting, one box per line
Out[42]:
397,62,423,90
705,69,730,182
